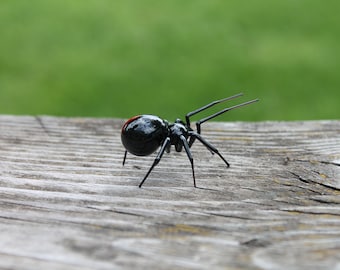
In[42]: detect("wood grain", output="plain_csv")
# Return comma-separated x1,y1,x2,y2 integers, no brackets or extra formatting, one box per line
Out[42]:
0,115,340,269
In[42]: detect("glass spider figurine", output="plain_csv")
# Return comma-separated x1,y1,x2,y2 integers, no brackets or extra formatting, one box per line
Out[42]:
121,93,259,188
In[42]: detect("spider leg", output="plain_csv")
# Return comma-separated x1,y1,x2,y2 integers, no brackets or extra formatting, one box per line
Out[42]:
139,137,171,188
180,135,196,187
195,99,259,134
122,150,128,166
185,93,243,128
189,131,230,167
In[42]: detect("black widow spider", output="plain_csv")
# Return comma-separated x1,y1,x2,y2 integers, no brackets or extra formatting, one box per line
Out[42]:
121,93,259,188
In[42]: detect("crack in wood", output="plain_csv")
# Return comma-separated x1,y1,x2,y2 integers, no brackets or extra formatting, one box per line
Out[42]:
290,158,340,167
35,116,50,136
309,197,340,205
289,171,340,193
241,238,272,248
320,160,340,167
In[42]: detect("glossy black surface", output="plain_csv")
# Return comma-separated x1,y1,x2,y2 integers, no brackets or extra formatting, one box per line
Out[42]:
121,115,169,156
120,93,259,188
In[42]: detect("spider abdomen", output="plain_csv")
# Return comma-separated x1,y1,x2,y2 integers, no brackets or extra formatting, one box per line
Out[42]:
121,115,169,156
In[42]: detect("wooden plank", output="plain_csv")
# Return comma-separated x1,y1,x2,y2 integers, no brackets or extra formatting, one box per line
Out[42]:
0,115,339,269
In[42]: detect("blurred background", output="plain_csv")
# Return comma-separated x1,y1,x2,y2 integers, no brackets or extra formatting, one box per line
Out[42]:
1,0,339,121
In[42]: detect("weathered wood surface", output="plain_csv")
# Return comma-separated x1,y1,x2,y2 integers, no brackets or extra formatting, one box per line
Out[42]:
0,115,340,270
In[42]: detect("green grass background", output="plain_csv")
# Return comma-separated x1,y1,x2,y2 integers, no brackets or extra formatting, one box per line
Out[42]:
1,0,339,121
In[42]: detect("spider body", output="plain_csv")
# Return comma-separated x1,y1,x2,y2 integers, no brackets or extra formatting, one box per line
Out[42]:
121,115,169,156
121,93,258,188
